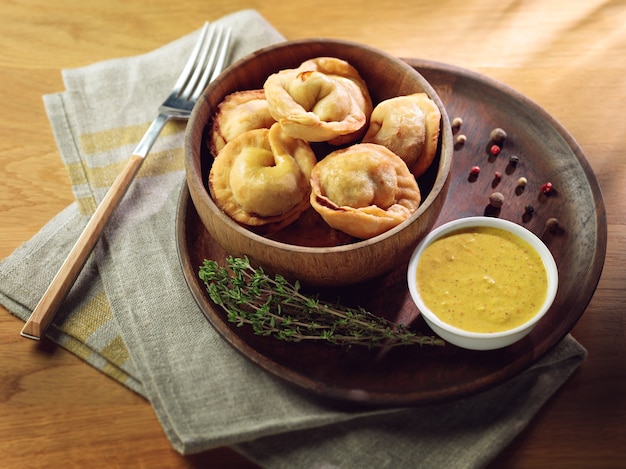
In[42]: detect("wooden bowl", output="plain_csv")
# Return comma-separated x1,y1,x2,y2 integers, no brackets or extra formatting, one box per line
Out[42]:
184,39,453,287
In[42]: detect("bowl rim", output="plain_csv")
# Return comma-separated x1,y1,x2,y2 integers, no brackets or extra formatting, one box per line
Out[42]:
185,38,453,253
406,216,559,339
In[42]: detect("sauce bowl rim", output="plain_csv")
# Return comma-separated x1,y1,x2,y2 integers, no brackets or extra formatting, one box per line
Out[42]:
406,216,559,340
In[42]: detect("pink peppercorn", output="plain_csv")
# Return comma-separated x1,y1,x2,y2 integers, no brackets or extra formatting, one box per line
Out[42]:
470,166,481,175
490,145,501,155
541,182,554,194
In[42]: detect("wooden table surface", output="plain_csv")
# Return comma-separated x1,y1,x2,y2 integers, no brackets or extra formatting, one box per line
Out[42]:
1,1,624,467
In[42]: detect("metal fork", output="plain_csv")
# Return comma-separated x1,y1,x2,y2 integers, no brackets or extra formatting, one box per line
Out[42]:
21,22,232,340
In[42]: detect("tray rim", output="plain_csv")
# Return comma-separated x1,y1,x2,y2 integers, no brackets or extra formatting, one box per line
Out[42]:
176,58,607,406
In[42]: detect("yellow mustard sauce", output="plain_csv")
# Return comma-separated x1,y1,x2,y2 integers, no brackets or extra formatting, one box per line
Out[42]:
416,226,548,333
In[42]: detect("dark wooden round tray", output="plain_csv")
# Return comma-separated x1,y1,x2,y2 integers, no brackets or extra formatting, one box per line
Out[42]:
176,58,606,406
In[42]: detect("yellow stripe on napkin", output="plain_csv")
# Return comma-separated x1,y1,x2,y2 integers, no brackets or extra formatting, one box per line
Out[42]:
100,335,130,368
62,333,133,385
67,121,187,216
59,290,113,342
79,120,186,155
56,289,133,385
67,146,185,190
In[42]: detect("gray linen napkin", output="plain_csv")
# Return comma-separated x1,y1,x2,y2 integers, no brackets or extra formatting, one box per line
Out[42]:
0,9,588,467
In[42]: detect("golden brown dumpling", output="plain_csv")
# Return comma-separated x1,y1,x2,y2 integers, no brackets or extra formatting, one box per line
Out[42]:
209,123,317,231
362,93,441,177
263,57,372,144
310,143,421,239
297,57,373,145
209,89,276,156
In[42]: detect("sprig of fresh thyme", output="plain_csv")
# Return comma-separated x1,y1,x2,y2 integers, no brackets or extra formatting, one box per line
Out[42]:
199,256,444,348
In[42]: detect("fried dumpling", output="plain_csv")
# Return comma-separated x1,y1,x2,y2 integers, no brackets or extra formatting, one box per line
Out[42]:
310,143,421,239
263,57,372,144
209,89,276,156
362,93,441,177
209,123,317,231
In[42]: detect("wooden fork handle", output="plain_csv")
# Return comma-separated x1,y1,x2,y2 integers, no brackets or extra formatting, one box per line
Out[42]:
20,154,145,340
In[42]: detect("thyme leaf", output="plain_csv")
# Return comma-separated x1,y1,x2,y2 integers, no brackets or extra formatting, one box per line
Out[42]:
199,256,444,349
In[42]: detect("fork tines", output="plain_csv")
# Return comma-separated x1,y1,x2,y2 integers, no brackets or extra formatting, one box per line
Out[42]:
176,22,233,101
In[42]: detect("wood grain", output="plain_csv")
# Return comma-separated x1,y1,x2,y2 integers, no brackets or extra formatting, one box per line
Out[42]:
1,0,625,467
